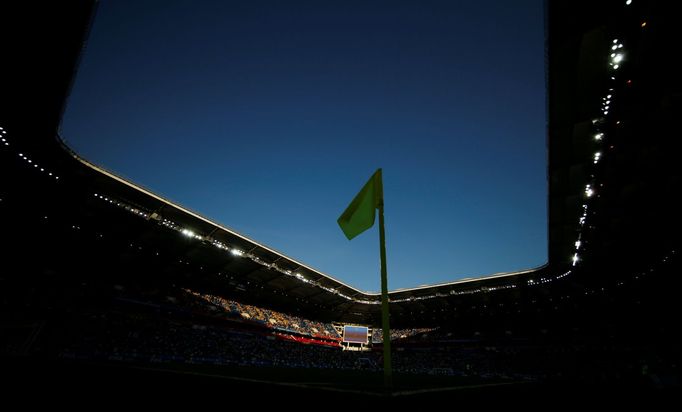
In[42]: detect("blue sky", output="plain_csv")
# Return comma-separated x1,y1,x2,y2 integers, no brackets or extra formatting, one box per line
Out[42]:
61,0,547,292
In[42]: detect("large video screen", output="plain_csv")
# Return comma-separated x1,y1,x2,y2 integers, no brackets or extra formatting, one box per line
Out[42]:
343,325,368,344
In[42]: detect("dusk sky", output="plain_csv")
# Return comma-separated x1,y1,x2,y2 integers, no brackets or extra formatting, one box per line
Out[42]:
61,0,547,293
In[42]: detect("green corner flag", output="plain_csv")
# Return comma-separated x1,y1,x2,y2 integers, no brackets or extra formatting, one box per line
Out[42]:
337,169,383,240
337,168,393,389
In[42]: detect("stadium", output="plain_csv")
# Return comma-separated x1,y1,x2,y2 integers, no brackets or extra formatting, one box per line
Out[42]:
1,0,680,404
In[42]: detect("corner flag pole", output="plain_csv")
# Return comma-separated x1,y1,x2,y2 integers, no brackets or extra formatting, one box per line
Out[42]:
378,200,393,388
336,168,392,388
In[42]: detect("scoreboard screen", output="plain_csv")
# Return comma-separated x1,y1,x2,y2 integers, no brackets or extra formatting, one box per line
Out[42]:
343,325,368,344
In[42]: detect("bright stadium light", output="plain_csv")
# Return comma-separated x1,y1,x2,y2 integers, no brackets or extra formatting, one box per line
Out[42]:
231,248,244,257
572,253,579,266
594,133,604,140
613,53,624,63
585,185,594,197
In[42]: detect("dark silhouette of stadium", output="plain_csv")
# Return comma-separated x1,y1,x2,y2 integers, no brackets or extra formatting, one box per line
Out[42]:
1,0,680,405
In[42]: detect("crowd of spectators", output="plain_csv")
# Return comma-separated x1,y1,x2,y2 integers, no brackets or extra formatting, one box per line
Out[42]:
371,327,436,343
57,306,660,384
181,288,339,339
58,310,370,371
14,282,672,387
